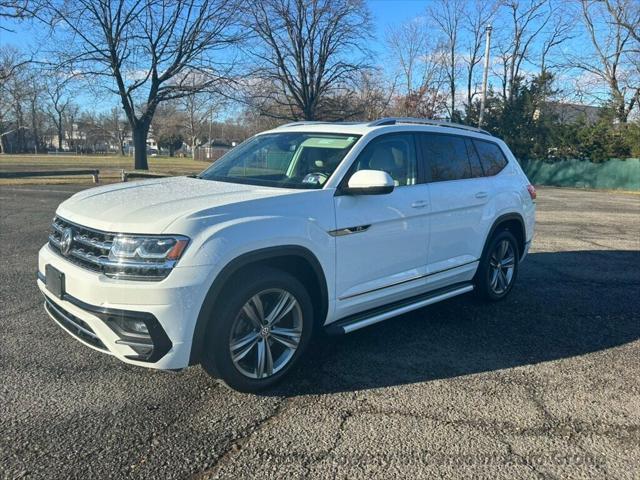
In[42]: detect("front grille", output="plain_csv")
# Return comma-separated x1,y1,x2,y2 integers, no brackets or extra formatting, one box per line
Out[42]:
44,296,108,351
49,217,115,273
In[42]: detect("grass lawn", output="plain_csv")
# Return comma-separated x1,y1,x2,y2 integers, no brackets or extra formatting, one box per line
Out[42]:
0,154,213,185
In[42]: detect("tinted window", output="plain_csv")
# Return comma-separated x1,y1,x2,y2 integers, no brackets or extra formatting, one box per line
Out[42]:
349,133,418,186
465,138,484,177
473,139,508,176
421,133,472,182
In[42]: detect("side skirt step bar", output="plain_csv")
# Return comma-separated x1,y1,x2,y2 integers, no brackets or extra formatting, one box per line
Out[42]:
326,283,474,335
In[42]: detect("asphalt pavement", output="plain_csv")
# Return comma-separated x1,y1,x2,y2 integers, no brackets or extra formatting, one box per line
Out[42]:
0,184,638,479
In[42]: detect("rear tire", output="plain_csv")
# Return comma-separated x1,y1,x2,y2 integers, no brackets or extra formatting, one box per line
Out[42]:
475,230,519,302
201,267,314,393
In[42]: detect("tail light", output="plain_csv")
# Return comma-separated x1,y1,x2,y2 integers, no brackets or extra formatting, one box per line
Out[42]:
527,184,537,200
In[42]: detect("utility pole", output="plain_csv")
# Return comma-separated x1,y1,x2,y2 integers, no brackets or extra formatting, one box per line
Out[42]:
478,24,492,128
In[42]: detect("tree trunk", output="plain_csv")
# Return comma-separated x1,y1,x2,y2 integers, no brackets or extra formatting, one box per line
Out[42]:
31,102,39,154
57,112,63,152
132,124,149,170
466,66,473,116
450,48,456,117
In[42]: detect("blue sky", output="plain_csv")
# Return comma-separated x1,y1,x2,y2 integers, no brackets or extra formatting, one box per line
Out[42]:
0,0,429,114
0,0,424,110
369,0,425,36
0,0,618,114
1,0,426,58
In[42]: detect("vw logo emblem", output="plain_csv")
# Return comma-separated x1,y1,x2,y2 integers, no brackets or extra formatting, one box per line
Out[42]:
60,227,74,256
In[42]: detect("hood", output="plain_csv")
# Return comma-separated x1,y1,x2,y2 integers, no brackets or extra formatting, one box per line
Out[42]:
56,176,298,233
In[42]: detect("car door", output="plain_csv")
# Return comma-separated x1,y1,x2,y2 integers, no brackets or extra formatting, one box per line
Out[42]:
333,132,431,317
419,133,489,279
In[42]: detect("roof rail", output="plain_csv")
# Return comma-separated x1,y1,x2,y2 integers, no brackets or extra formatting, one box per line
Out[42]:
277,121,336,128
368,117,491,135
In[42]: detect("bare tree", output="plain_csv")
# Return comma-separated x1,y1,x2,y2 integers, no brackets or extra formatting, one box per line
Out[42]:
567,0,638,122
244,0,373,121
45,73,73,151
387,18,448,117
603,0,640,45
151,101,185,156
179,73,224,158
0,1,36,30
538,11,573,74
428,0,464,118
387,19,426,99
104,106,129,156
39,0,242,169
3,59,30,152
25,66,46,153
351,70,395,120
602,0,640,117
0,47,23,153
180,86,223,158
461,0,497,116
497,0,553,103
0,44,30,83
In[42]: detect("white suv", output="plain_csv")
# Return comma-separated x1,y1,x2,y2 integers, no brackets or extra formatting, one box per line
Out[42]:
38,118,536,392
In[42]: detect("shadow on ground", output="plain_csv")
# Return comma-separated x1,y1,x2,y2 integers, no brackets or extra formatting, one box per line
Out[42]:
267,250,640,396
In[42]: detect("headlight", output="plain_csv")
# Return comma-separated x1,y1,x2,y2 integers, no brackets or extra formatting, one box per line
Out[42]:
105,235,189,280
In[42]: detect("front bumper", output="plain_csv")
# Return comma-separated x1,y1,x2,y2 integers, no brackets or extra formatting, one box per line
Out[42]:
38,243,213,370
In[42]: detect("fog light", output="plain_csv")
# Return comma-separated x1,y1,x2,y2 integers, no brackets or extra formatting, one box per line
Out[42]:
111,317,149,336
128,319,149,335
93,308,171,363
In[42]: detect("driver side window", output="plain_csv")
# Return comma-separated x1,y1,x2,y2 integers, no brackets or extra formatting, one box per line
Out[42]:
349,134,418,186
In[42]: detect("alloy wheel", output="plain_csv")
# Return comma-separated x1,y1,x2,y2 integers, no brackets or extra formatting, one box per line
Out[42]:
489,239,516,295
229,288,303,379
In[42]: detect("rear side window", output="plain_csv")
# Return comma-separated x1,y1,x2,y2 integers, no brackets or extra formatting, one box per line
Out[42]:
420,133,472,182
473,140,508,176
465,138,484,177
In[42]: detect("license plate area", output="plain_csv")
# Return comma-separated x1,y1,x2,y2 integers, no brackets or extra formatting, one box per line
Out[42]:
45,264,65,299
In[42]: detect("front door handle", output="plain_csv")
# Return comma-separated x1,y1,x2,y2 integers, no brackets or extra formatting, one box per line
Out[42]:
411,200,428,208
475,191,489,199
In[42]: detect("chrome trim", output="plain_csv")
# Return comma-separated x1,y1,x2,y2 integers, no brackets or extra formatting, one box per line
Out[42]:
115,339,153,348
341,285,474,333
328,225,371,237
69,248,176,271
338,260,478,300
48,234,61,249
73,234,112,251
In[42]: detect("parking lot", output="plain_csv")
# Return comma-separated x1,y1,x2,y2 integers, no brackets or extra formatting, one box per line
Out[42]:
1,184,638,479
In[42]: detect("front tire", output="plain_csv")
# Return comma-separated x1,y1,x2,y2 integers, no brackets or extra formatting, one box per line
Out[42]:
201,267,314,393
475,230,519,301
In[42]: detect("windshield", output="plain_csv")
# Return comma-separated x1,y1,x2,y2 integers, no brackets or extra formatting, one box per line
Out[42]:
198,132,360,189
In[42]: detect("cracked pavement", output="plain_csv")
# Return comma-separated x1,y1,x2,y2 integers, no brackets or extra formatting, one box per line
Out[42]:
1,184,639,479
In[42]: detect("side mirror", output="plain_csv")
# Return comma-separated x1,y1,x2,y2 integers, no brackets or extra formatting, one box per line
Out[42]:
345,169,395,195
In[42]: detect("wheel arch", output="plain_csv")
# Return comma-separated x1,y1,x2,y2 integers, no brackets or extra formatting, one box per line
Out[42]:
482,213,526,259
189,245,328,365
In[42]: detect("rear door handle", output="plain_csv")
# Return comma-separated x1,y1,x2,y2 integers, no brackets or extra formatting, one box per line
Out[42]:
475,191,488,199
411,200,428,208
